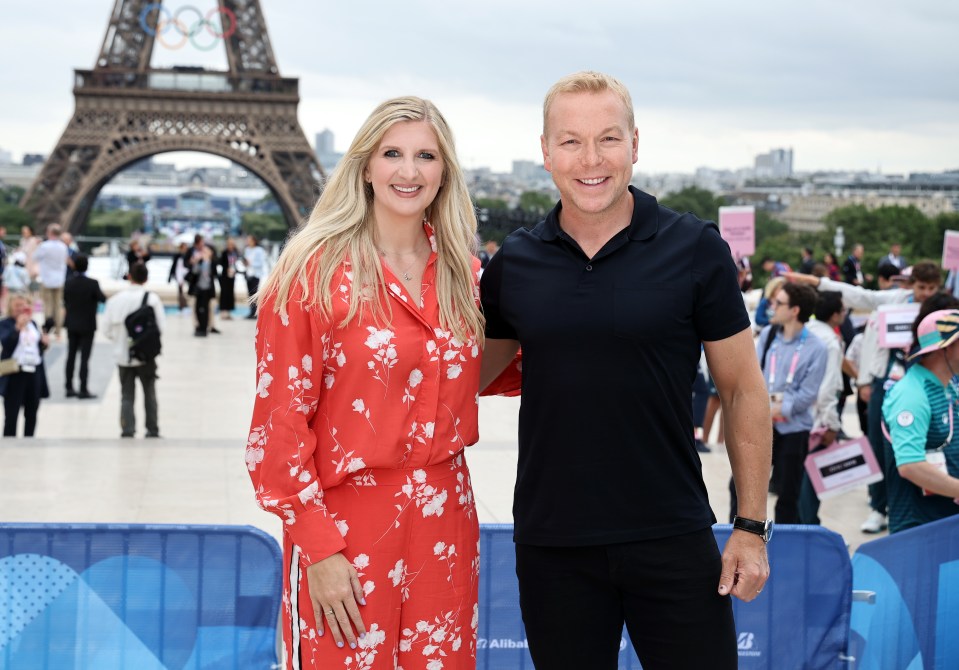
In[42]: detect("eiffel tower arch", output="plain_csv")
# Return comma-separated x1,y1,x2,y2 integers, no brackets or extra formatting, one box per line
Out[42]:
21,0,324,233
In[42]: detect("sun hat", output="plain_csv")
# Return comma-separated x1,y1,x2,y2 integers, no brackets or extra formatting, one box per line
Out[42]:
909,309,959,360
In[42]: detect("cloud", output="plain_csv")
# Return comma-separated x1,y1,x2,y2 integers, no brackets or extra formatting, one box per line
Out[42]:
1,0,957,173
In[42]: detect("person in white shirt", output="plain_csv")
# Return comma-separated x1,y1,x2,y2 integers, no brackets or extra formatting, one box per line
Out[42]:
31,223,70,338
242,234,267,319
103,263,165,438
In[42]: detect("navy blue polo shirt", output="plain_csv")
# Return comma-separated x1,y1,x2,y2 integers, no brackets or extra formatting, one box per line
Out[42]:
481,186,750,546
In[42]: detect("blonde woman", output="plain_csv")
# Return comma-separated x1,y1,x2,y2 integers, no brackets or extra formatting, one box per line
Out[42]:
247,97,486,669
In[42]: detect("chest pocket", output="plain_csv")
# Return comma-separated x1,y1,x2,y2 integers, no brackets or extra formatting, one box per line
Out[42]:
613,285,684,341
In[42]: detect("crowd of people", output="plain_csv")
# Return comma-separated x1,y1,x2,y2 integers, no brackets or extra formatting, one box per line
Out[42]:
697,240,959,539
0,223,269,438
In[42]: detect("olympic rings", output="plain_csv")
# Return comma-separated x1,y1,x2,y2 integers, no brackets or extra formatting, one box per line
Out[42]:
139,4,237,50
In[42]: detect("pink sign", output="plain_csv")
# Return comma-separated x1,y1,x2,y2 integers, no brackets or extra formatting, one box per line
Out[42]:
877,303,921,349
804,436,884,500
718,206,755,257
943,230,959,271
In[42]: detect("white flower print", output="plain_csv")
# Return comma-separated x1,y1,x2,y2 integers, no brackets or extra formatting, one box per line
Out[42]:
348,622,386,668
256,371,273,398
446,364,462,380
321,333,346,389
352,398,375,432
403,368,424,407
399,611,465,668
364,327,398,388
246,425,266,471
389,469,449,531
328,422,372,476
456,471,475,519
388,558,414,602
422,489,448,517
285,357,318,416
350,554,376,604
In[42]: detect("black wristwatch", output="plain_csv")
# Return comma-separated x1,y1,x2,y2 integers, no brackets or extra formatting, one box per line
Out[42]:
732,516,774,544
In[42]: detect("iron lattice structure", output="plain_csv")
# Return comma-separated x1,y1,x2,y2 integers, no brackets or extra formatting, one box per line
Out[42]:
21,0,324,232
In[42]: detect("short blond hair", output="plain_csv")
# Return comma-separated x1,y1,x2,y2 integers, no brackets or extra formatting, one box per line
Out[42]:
543,71,635,136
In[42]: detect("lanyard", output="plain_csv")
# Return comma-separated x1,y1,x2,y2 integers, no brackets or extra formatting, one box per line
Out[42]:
768,328,807,387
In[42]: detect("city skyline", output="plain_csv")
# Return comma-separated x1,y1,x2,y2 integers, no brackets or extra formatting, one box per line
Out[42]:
1,0,958,176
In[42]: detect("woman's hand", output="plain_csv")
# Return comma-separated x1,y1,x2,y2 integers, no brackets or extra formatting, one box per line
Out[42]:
306,552,367,649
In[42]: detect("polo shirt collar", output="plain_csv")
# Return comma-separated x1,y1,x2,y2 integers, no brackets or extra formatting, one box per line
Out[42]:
535,185,660,242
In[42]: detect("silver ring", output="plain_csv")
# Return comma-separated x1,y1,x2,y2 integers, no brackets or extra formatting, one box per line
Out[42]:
326,609,335,616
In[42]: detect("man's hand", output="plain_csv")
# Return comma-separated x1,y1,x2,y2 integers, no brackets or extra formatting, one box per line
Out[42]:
306,552,367,649
859,384,872,404
718,531,770,602
820,429,838,447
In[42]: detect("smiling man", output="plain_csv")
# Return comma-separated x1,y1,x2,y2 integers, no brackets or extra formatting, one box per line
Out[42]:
479,71,772,669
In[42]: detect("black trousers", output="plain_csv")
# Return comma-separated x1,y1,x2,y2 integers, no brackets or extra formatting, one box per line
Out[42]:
516,529,737,670
118,362,158,437
65,329,95,393
731,428,808,524
245,275,260,316
3,371,41,437
866,378,888,514
194,288,215,333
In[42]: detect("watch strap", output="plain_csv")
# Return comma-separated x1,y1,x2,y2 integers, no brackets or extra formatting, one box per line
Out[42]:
733,515,770,542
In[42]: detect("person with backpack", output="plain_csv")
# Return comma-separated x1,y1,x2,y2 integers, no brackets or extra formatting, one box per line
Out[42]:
103,262,164,438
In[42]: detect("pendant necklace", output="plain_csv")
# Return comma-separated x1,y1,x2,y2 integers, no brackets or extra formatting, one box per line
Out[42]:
379,242,426,282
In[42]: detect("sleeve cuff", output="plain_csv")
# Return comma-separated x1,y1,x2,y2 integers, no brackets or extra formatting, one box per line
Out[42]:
481,350,522,397
286,506,348,566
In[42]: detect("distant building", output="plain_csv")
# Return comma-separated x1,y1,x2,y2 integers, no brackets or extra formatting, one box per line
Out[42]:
315,129,335,155
0,148,12,165
315,129,343,172
754,148,794,179
22,154,46,167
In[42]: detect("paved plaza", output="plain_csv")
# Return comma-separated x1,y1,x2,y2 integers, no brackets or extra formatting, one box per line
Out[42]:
0,297,884,553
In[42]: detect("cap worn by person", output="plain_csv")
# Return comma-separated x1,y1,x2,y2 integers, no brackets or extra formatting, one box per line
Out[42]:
909,309,959,360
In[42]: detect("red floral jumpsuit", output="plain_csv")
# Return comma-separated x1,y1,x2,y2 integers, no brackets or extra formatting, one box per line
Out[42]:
247,228,492,669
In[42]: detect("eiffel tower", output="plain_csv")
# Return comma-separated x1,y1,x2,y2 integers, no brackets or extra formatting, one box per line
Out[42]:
21,0,324,232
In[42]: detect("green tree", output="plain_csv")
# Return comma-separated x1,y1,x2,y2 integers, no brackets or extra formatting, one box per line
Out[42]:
517,191,554,215
820,205,937,272
659,186,725,222
0,203,34,231
1,186,26,206
84,209,143,237
474,197,509,211
242,213,288,242
755,210,789,247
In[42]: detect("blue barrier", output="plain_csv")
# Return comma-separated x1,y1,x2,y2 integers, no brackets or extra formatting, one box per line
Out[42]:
0,523,281,670
850,514,959,669
478,524,852,670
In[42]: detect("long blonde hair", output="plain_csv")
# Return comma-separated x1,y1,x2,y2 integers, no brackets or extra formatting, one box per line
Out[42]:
259,96,484,342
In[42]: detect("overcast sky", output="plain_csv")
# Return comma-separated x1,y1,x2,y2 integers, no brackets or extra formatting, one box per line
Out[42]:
2,0,958,175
